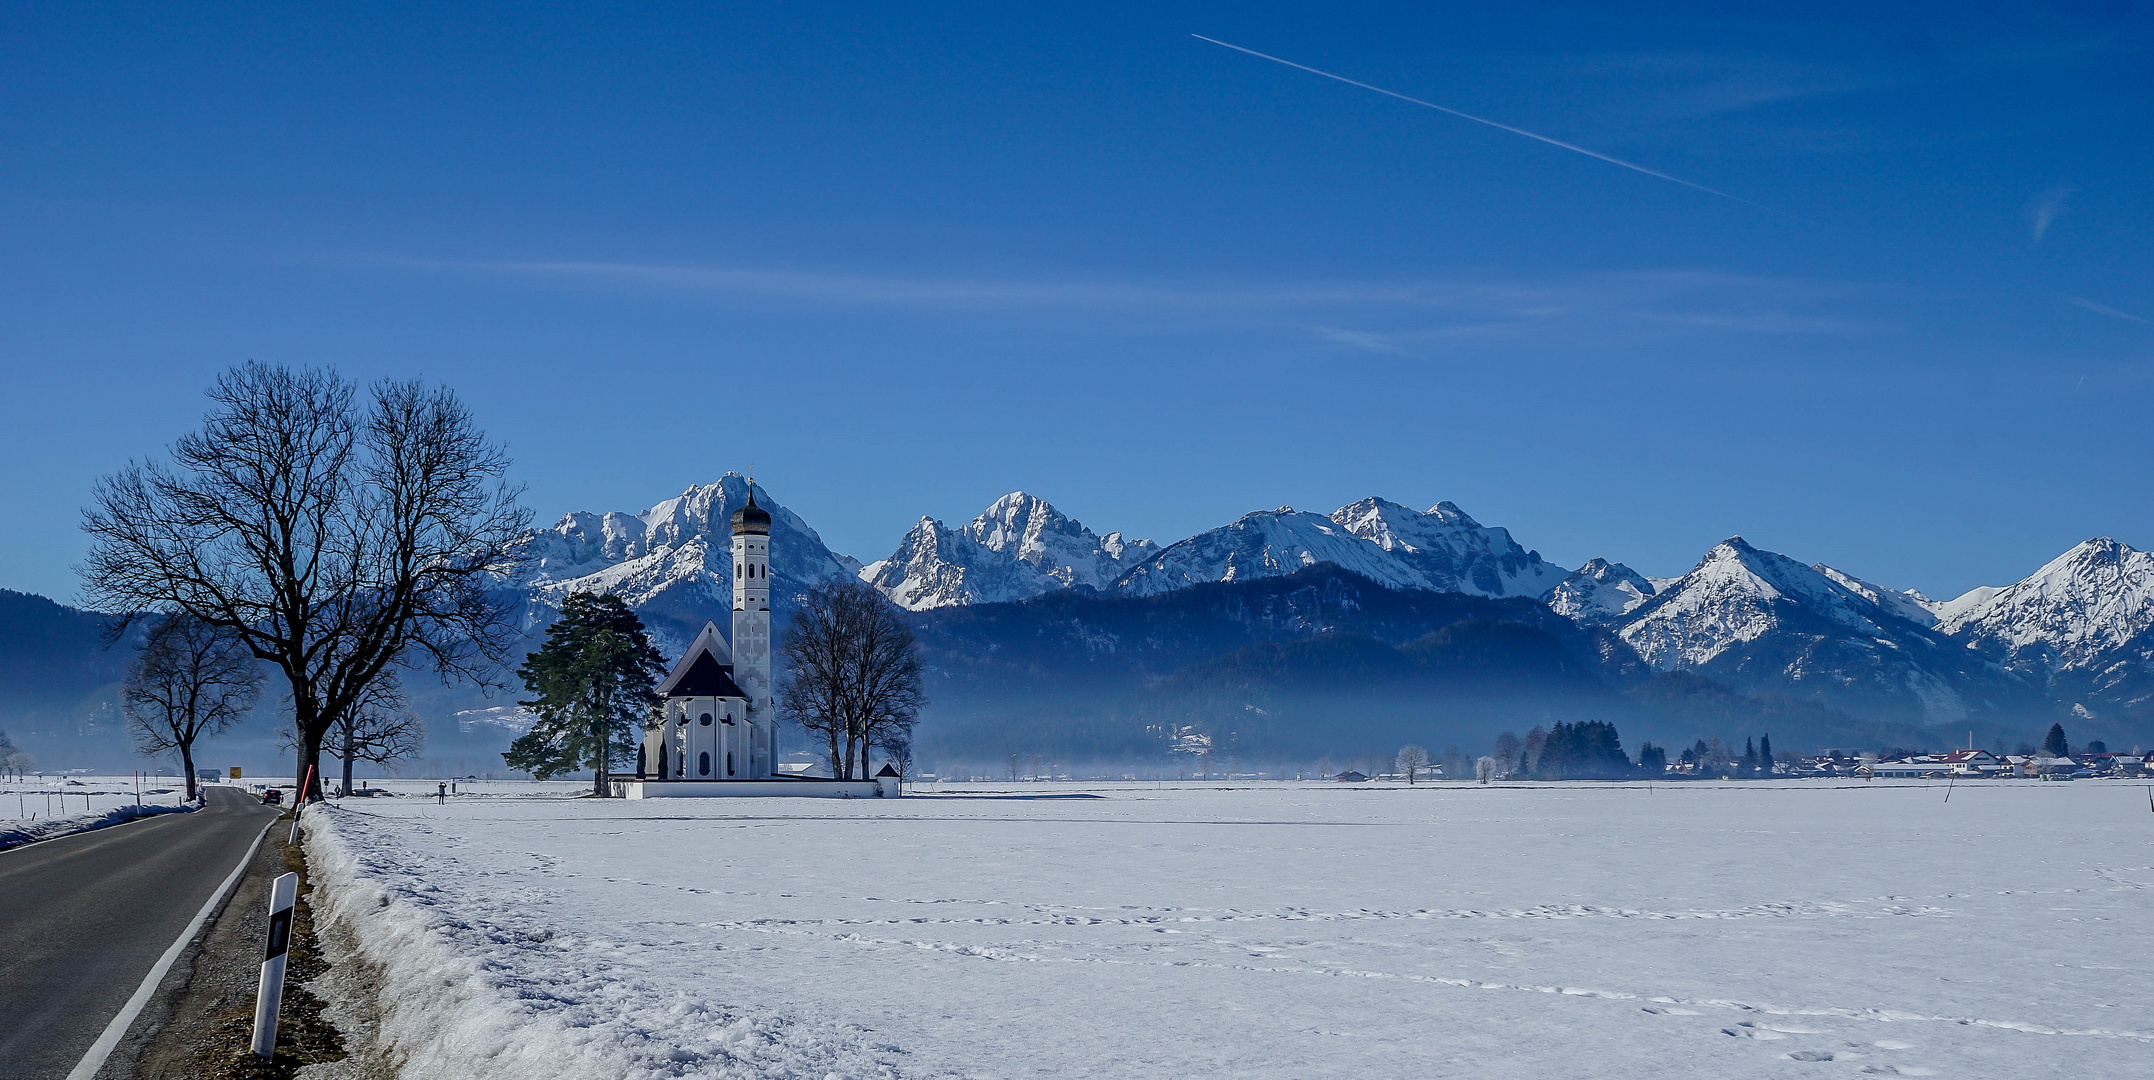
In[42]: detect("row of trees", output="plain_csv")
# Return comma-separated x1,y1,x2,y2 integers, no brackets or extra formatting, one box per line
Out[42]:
0,729,28,778
82,362,528,801
115,613,425,801
1477,725,1785,780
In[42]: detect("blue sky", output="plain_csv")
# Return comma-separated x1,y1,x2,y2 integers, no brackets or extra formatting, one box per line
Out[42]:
3,2,2149,603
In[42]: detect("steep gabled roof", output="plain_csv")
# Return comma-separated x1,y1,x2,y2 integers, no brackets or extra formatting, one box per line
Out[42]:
666,651,746,699
659,621,744,699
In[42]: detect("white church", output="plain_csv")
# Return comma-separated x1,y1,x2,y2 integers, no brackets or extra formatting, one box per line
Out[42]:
615,489,895,798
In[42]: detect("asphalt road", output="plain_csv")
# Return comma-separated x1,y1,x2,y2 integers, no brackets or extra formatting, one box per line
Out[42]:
0,788,277,1080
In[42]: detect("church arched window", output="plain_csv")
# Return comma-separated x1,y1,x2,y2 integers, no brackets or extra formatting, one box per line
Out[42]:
726,752,734,776
698,751,711,776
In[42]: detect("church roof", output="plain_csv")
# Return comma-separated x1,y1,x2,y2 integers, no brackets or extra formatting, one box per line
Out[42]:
658,621,745,699
875,763,900,778
665,651,746,699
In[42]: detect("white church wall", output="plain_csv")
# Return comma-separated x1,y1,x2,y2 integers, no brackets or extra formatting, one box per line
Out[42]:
612,779,884,799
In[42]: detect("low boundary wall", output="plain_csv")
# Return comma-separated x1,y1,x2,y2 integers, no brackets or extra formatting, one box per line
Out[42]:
609,778,894,799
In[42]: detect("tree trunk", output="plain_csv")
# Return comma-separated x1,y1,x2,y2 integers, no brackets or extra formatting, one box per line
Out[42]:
341,723,356,796
298,727,329,804
294,694,326,804
592,713,608,797
825,728,841,780
180,741,197,802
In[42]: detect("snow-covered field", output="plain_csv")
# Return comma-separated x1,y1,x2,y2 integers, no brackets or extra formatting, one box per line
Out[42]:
0,774,199,848
0,774,195,821
304,780,2154,1079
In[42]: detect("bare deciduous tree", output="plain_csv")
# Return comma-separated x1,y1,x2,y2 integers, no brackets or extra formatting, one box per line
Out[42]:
122,615,263,801
80,363,528,802
0,729,31,779
776,580,926,780
1492,731,1522,776
331,674,426,795
1395,744,1430,784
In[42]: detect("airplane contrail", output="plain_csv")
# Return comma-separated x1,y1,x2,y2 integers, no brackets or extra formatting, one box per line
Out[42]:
1192,34,1769,211
2066,296,2151,324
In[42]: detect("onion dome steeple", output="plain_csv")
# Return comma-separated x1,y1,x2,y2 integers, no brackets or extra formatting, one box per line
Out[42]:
729,480,772,536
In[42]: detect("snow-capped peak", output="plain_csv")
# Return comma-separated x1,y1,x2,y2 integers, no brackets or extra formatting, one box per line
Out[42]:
1113,506,1412,596
516,474,859,651
1611,536,2002,724
1109,497,1564,600
1618,537,1896,669
1936,537,2154,670
1327,497,1566,598
862,494,1157,610
1542,558,1658,624
1929,585,2005,625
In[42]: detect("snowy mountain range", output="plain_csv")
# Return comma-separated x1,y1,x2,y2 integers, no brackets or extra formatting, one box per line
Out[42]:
859,494,1565,609
503,476,2152,733
8,473,2154,772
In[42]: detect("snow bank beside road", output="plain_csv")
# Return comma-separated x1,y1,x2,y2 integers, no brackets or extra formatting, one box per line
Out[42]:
302,803,901,1080
0,800,196,851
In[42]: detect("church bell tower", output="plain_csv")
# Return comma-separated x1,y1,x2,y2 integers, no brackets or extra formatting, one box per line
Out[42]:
729,479,775,775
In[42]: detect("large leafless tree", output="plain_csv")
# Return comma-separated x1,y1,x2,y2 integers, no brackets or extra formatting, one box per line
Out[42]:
80,362,528,801
776,580,925,780
122,615,264,801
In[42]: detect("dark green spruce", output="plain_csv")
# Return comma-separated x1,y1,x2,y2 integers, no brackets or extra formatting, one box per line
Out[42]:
505,592,666,796
2043,722,2070,758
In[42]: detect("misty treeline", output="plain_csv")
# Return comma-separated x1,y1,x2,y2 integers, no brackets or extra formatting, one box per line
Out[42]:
907,570,1980,772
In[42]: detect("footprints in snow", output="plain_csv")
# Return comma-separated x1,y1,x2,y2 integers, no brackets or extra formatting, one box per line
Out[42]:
1694,1017,1937,1072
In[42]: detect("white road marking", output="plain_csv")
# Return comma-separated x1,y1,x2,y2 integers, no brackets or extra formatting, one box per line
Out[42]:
65,812,276,1080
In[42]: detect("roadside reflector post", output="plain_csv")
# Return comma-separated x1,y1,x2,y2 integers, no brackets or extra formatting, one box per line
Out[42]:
250,872,299,1059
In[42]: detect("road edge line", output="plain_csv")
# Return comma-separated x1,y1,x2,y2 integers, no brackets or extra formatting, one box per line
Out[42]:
65,810,279,1080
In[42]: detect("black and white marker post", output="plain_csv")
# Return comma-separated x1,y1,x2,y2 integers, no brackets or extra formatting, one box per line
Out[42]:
250,872,300,1059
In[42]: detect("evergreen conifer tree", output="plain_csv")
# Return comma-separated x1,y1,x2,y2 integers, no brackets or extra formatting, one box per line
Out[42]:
2043,723,2070,758
1758,733,1773,776
1742,737,1758,777
505,593,666,795
1636,742,1667,776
